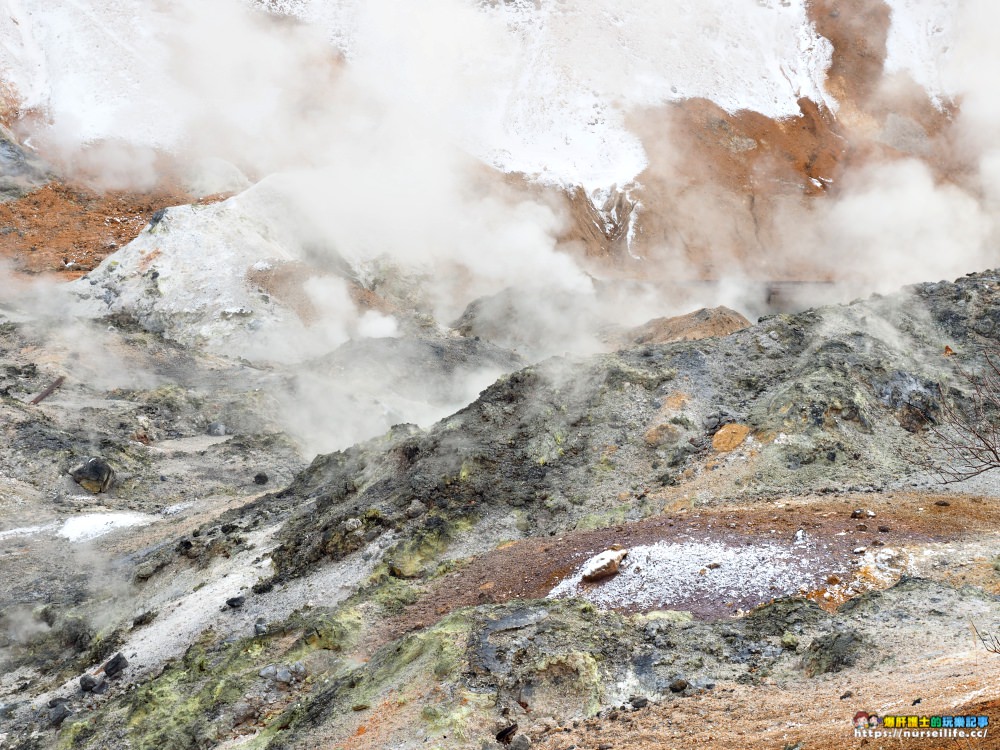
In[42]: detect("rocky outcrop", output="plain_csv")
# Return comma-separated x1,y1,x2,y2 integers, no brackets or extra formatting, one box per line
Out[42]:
268,271,1000,584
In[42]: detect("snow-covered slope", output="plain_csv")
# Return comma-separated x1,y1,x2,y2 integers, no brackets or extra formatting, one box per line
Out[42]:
2,0,836,191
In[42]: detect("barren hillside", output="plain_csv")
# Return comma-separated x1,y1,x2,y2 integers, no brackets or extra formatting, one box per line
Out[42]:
2,2,1000,750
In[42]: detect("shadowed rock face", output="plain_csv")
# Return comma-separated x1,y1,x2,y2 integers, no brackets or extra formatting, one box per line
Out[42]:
0,126,48,202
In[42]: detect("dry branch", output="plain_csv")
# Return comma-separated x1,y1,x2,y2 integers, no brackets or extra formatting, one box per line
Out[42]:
921,351,1000,483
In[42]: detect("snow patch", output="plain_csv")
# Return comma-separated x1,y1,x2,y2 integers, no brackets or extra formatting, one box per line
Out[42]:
548,540,821,611
884,0,957,106
0,513,153,543
58,512,153,542
0,522,58,541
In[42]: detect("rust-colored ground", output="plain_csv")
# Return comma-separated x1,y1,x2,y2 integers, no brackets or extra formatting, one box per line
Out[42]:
0,181,218,278
372,492,1000,642
359,492,1000,750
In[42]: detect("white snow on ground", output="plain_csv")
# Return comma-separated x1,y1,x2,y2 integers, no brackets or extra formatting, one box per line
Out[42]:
0,0,972,189
548,540,821,610
255,0,836,190
0,522,57,541
0,0,179,146
58,512,153,542
883,0,958,106
1,0,834,191
0,512,152,543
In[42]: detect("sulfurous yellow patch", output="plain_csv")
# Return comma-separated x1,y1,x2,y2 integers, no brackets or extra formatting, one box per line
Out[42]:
712,423,751,452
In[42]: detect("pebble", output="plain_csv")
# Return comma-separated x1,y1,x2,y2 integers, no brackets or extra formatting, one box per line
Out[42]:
669,679,688,693
206,422,227,437
226,596,246,609
344,517,363,532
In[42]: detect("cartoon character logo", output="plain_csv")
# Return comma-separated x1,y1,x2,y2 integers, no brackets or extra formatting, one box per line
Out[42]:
854,711,870,729
868,714,880,729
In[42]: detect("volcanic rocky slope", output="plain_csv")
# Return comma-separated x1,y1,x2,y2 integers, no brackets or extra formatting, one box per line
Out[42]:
5,271,1000,749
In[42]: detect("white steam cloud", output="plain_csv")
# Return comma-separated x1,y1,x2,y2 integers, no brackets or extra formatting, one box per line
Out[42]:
3,0,1000,450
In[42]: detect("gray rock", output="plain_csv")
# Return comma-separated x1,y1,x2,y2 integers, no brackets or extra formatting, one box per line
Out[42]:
510,735,531,750
207,422,227,436
48,702,71,727
69,457,115,493
405,499,427,519
103,652,128,679
258,665,278,680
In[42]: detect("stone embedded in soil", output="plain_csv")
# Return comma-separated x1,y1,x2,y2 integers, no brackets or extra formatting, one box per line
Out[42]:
69,456,115,493
226,595,246,609
669,679,689,693
79,674,100,692
496,723,519,744
510,735,531,750
581,549,629,582
48,701,71,727
405,499,427,519
102,652,128,679
803,630,864,677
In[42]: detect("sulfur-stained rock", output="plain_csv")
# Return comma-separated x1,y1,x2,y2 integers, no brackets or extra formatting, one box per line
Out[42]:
69,457,115,493
711,423,750,452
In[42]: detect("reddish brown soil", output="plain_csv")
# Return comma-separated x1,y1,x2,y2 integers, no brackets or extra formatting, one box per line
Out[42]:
373,492,1000,647
0,181,206,278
